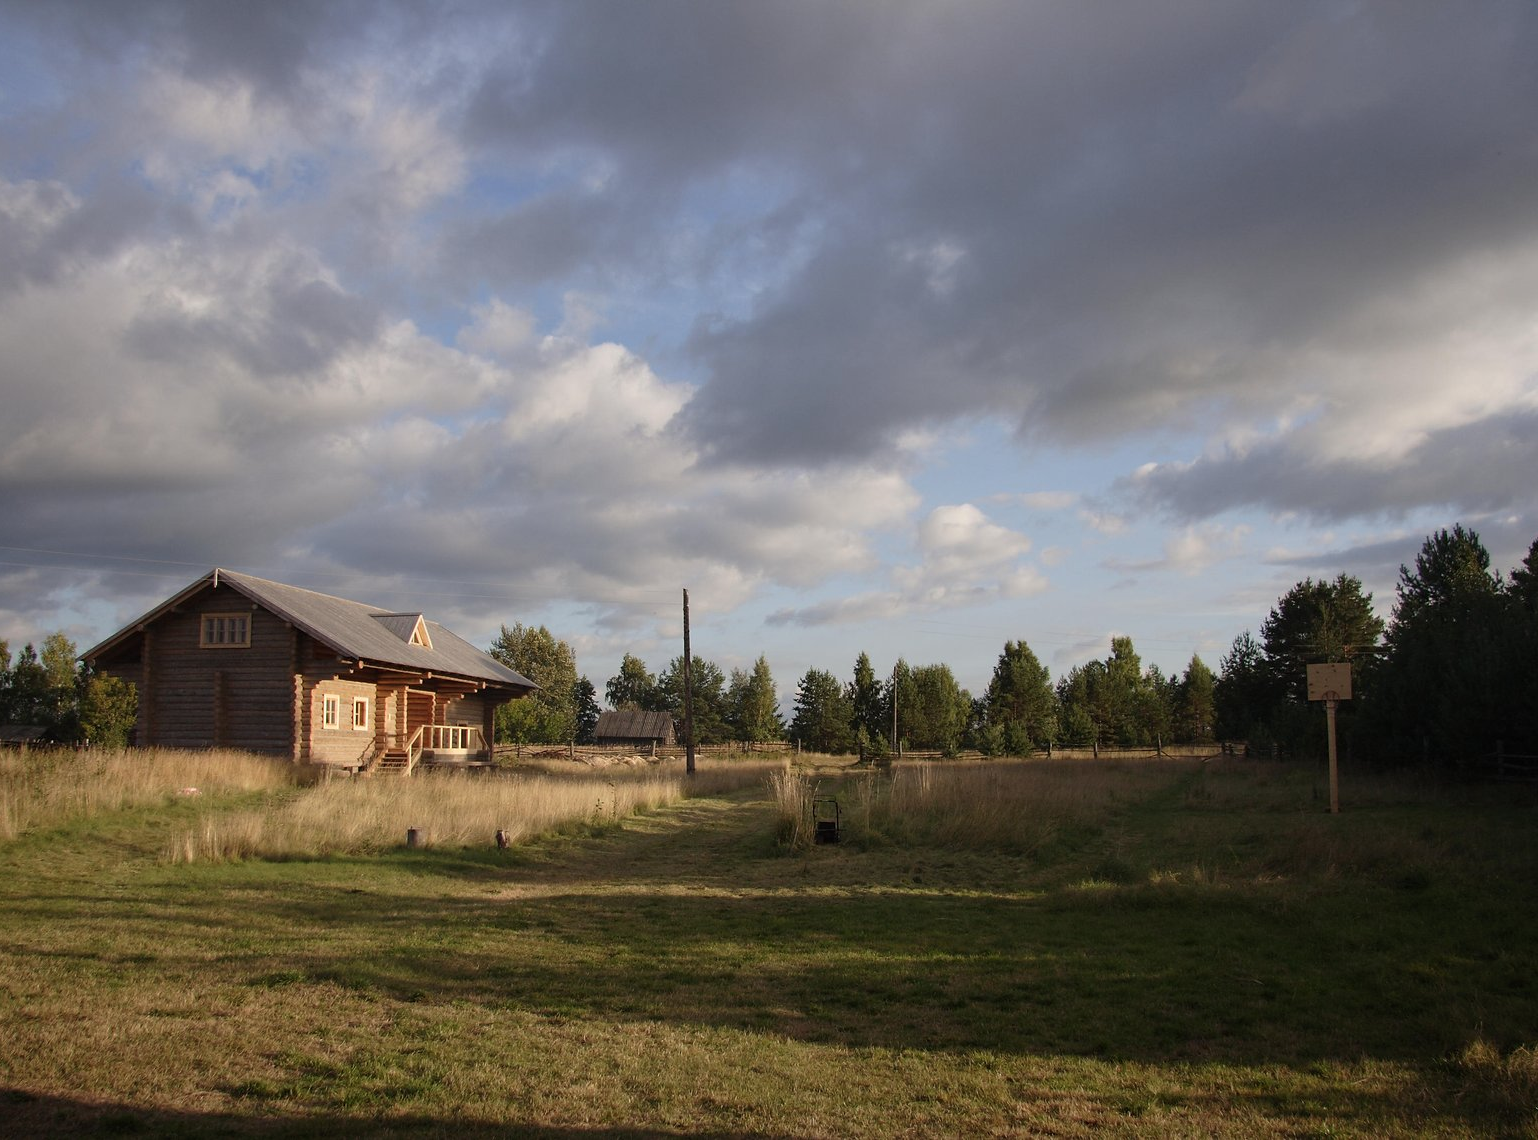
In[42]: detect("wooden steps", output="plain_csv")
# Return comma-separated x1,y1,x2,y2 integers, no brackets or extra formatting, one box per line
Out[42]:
373,749,411,775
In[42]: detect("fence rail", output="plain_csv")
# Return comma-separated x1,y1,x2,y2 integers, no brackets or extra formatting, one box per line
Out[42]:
491,740,1230,764
1474,745,1538,783
494,740,794,763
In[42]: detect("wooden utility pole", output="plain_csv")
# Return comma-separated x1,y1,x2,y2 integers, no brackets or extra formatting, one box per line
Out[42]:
682,588,696,775
891,662,899,759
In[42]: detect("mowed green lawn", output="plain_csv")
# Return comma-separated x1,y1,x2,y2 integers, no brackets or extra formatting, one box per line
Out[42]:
1,758,1535,1137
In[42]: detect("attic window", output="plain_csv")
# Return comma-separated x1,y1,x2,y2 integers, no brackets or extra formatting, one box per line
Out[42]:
200,613,250,648
373,612,432,649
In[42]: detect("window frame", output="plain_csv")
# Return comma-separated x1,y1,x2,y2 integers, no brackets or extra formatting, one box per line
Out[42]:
352,696,370,731
321,694,340,730
200,612,251,648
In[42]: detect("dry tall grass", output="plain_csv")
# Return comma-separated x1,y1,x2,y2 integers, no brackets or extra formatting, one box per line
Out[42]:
513,753,786,797
849,757,1191,854
0,747,302,841
169,767,696,862
768,767,813,849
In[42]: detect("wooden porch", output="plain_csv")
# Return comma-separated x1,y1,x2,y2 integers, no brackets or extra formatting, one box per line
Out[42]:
357,673,499,776
367,723,493,776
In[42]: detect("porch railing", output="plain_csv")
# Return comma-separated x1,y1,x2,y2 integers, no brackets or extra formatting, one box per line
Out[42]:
355,724,489,776
403,724,425,775
423,724,485,756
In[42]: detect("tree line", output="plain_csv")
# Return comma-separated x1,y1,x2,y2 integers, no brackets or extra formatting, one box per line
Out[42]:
0,634,138,747
779,640,1217,757
1218,525,1538,766
530,522,1536,767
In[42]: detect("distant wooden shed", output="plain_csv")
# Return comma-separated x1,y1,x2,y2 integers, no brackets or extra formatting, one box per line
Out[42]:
0,725,49,747
593,710,676,749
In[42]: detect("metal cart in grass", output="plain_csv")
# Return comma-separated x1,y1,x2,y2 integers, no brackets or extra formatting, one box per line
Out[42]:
812,797,842,844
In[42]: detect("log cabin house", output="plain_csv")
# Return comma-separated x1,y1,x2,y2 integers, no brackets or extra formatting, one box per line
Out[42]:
83,569,536,773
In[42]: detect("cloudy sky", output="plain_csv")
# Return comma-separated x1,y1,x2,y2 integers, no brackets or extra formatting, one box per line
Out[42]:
3,0,1536,702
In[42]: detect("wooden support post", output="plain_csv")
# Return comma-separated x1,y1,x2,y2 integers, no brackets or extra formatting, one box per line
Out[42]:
141,627,155,745
682,588,696,776
292,673,306,762
1326,698,1340,815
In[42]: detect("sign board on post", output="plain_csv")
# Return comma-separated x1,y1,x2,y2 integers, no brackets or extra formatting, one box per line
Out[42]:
1306,663,1352,815
1306,663,1352,702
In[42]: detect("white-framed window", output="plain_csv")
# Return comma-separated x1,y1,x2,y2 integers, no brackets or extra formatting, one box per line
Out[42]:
352,697,370,731
321,694,340,730
200,613,251,648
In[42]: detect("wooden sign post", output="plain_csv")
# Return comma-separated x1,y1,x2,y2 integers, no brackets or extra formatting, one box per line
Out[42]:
1306,663,1353,814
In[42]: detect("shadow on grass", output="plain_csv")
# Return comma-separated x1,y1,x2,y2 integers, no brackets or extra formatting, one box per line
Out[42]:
24,835,1538,1071
0,1087,795,1139
5,784,1537,1137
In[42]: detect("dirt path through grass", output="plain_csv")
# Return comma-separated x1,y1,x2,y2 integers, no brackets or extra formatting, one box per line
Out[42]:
495,789,787,896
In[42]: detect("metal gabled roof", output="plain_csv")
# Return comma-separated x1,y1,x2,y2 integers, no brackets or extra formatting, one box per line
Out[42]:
85,568,536,692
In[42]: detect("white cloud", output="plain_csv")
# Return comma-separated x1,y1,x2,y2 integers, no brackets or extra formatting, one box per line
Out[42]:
768,503,1046,627
1108,524,1252,577
0,183,933,647
994,490,1080,511
1079,508,1129,536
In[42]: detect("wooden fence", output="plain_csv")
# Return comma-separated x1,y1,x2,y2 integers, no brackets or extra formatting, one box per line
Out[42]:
494,740,794,763
493,740,1229,764
1471,744,1538,783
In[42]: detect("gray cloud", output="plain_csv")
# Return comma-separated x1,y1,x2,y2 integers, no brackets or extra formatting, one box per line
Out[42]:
124,255,380,378
677,3,1538,465
1127,408,1538,523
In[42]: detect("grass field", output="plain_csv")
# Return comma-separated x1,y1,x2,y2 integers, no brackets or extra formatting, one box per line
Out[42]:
1,751,1535,1137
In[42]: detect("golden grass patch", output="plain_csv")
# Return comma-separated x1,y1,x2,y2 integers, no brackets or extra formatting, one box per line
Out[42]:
0,746,302,841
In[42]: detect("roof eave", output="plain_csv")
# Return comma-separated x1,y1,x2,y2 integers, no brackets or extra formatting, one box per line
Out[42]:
82,569,222,662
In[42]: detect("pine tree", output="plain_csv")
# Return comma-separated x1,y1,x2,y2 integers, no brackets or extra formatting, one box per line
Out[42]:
572,677,601,744
1371,525,1509,763
1260,575,1383,704
791,668,855,753
847,652,884,745
728,655,784,742
984,639,1056,754
1174,655,1216,744
1215,631,1271,742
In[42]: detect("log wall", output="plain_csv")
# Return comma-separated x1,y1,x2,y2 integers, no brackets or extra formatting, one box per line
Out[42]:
306,678,381,766
100,585,297,754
